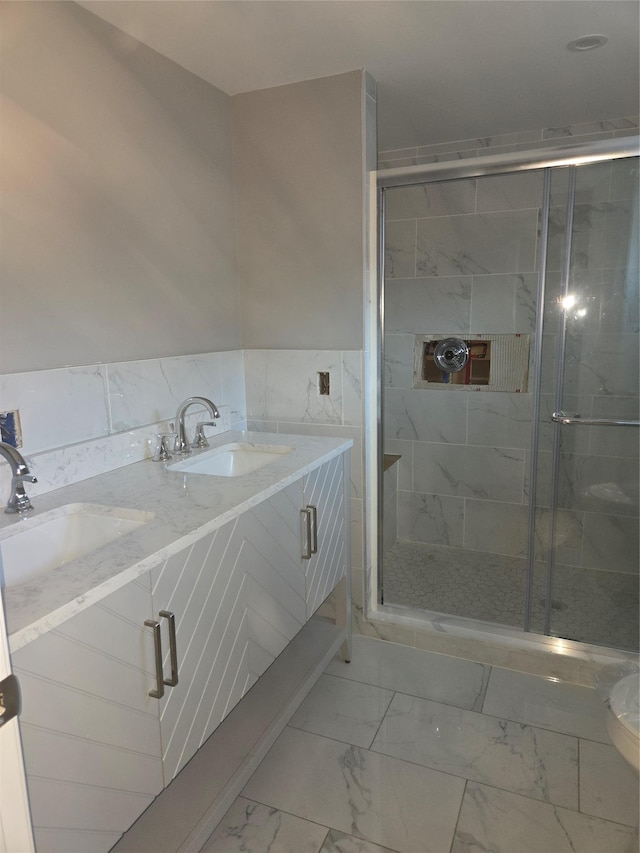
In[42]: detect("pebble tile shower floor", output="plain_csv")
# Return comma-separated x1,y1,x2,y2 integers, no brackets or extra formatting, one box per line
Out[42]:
202,635,639,853
383,541,639,652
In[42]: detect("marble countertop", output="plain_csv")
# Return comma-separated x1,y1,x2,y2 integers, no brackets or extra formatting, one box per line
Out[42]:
2,430,352,652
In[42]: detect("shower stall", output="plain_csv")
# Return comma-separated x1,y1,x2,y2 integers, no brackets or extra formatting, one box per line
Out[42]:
375,137,639,653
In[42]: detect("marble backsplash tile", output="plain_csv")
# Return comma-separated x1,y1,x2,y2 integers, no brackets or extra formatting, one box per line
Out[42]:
0,350,245,498
1,366,110,454
106,351,251,431
341,350,364,427
244,350,363,428
1,346,367,574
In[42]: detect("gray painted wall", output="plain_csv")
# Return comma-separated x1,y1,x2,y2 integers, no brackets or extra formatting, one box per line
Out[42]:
233,72,365,350
1,2,240,373
1,4,366,372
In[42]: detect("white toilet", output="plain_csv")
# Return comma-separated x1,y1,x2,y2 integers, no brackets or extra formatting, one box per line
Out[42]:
606,672,640,773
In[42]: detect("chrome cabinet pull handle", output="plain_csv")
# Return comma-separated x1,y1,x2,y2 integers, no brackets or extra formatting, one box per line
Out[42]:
144,619,165,699
300,508,312,559
159,610,179,687
308,505,318,554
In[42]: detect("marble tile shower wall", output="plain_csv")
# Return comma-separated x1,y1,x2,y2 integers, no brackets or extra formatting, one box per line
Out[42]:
383,175,539,565
383,120,639,575
0,350,246,499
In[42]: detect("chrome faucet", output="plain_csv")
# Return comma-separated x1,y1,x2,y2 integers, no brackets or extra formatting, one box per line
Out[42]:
174,397,220,454
0,442,37,514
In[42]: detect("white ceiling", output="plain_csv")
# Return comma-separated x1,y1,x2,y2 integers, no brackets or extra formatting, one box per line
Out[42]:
78,1,639,151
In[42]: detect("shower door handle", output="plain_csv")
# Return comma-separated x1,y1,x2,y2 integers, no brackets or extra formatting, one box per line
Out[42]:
552,411,640,427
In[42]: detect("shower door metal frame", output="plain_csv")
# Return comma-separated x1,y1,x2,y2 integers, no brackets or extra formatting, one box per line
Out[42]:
374,134,640,637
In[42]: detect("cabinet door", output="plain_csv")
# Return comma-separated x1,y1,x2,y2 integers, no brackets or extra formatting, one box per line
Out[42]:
151,491,307,783
12,574,163,853
303,454,347,618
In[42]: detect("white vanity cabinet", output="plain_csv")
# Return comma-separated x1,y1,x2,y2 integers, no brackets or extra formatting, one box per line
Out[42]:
151,492,308,782
301,453,346,618
11,573,164,853
11,448,350,853
152,452,348,782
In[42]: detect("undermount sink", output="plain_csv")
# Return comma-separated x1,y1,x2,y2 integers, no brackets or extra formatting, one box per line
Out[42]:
0,503,154,588
167,442,293,478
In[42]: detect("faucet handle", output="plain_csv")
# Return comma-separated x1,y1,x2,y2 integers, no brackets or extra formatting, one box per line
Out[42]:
153,432,177,462
6,474,37,514
192,421,216,449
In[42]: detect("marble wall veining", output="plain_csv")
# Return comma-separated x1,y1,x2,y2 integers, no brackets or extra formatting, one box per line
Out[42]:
382,116,639,583
0,350,245,498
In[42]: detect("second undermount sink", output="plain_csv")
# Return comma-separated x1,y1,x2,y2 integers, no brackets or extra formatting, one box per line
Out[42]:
167,442,293,478
0,504,154,589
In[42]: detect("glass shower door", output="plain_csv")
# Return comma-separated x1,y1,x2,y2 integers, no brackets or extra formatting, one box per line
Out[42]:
380,170,544,627
532,157,639,651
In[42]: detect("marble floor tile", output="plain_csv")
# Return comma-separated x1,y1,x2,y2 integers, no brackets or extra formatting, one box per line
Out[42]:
482,667,611,742
289,674,395,748
451,782,638,853
200,797,328,853
326,635,490,711
579,740,640,827
371,693,578,808
319,829,399,853
242,727,465,853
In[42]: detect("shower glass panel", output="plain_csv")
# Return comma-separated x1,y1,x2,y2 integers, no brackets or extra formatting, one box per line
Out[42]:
530,157,639,650
380,152,639,652
382,170,545,628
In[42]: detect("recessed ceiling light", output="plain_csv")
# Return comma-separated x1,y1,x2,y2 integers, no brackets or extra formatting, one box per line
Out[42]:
567,35,608,52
